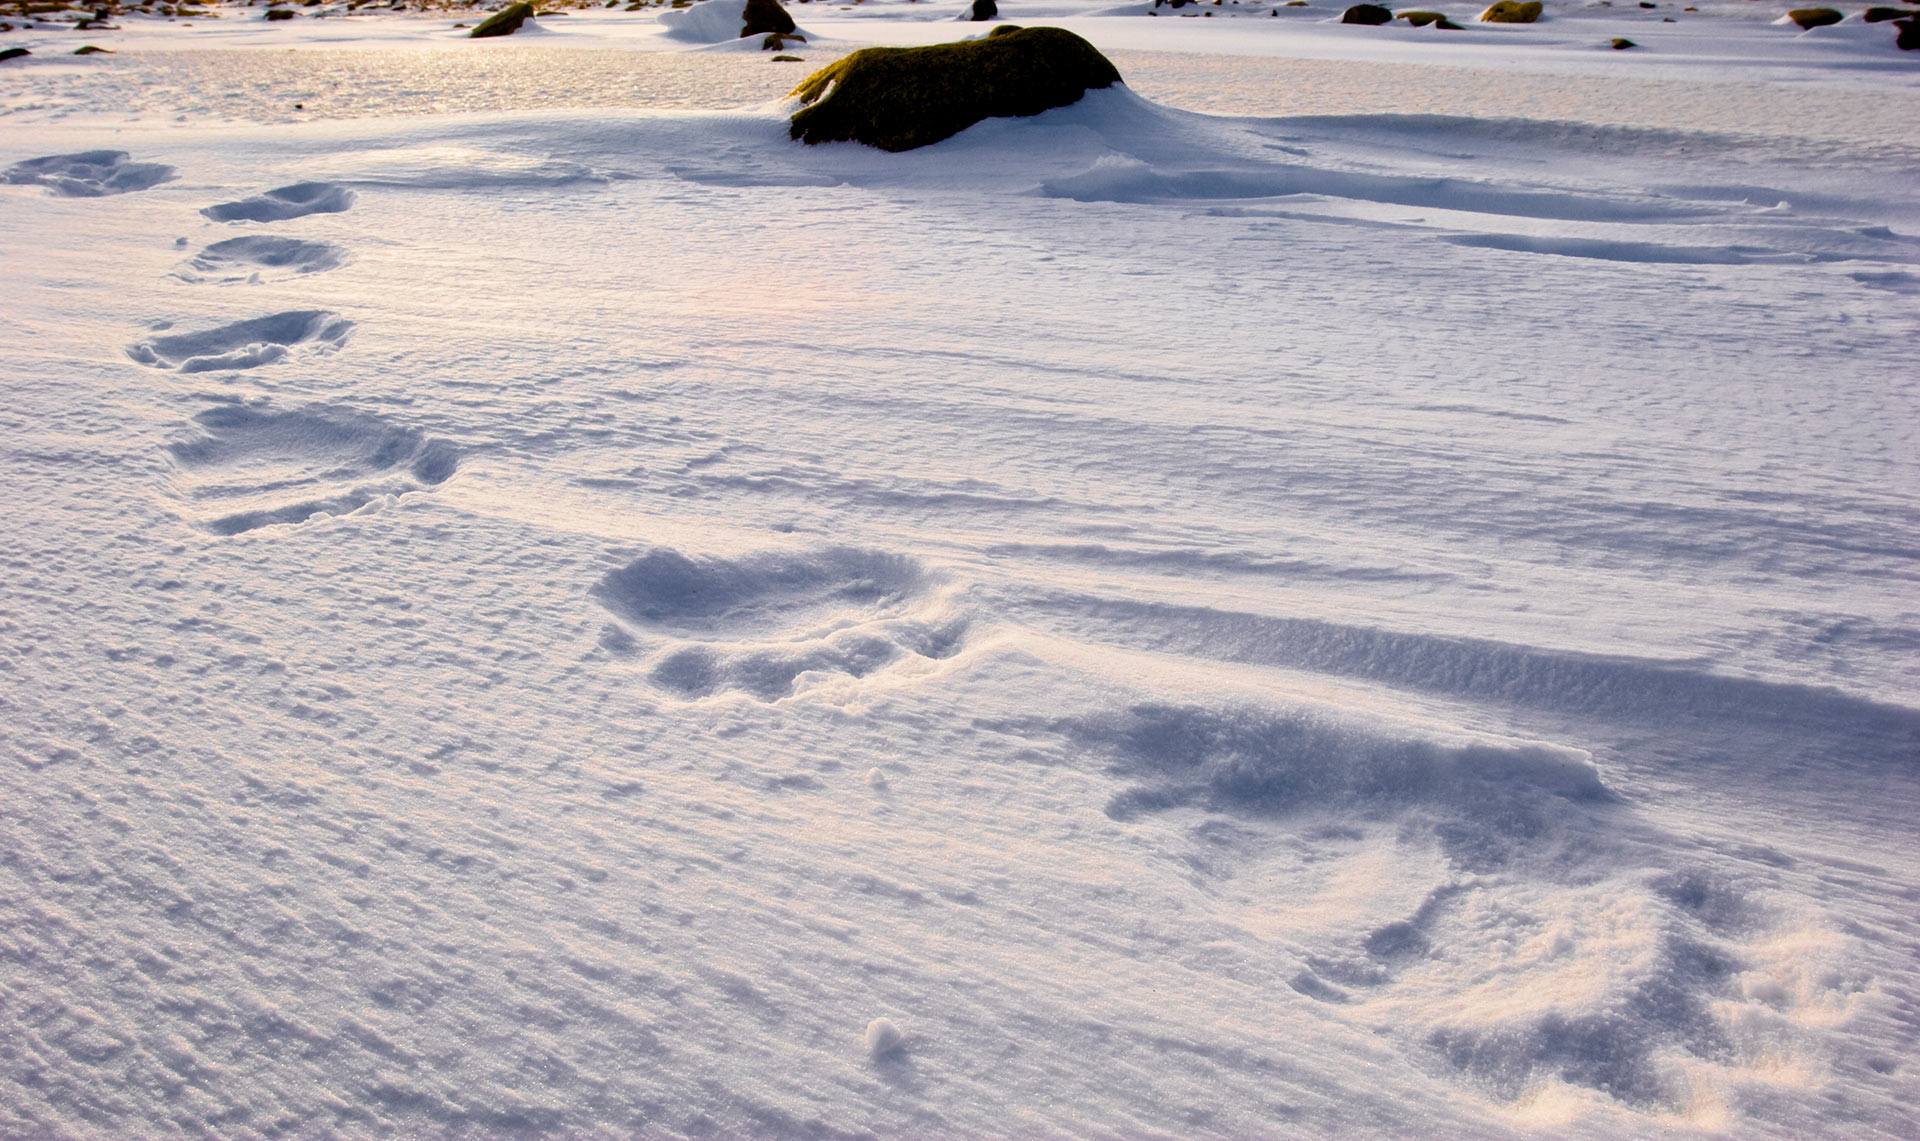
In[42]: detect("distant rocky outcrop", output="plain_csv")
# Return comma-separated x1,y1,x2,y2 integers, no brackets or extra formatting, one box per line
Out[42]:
1341,2,1393,21
1785,6,1840,26
469,1,533,36
788,26,1122,152
1479,0,1540,20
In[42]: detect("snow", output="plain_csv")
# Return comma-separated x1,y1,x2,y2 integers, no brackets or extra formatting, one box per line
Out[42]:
2,0,1917,1137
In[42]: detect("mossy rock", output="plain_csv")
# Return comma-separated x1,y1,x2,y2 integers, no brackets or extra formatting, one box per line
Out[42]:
1341,2,1392,19
469,0,533,35
74,42,114,51
741,0,795,33
987,21,1023,32
1479,0,1539,19
787,26,1122,152
264,6,294,16
1862,5,1901,19
771,52,803,59
0,47,29,62
1785,5,1840,24
1397,9,1461,25
762,30,804,47
1610,34,1635,46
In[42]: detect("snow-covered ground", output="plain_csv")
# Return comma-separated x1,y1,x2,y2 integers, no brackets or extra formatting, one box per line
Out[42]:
2,2,1917,1137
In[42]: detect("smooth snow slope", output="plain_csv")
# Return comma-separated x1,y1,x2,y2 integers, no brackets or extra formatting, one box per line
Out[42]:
1,10,1917,1140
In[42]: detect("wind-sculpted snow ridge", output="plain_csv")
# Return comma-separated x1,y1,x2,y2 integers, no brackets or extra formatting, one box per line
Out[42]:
166,402,459,535
2,150,176,196
593,546,969,702
200,181,354,222
126,310,355,373
1014,592,1920,740
177,235,348,283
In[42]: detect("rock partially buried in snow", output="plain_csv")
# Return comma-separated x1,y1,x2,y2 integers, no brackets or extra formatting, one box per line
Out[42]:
1341,2,1393,21
1398,10,1462,26
864,1017,906,1059
1479,0,1540,19
469,1,534,36
1611,35,1636,47
787,27,1123,153
741,0,796,34
1897,16,1920,48
967,0,997,19
1785,5,1840,26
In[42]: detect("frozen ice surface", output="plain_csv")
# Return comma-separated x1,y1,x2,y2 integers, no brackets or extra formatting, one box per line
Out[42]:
1,4,1917,1139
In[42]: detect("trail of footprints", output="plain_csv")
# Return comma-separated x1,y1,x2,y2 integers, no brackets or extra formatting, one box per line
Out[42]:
0,149,461,536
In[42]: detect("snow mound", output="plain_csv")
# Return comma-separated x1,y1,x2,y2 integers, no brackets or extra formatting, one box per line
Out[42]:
660,0,802,43
3,150,176,197
864,1017,906,1059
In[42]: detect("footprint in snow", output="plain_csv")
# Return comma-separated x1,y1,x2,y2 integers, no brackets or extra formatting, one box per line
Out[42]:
176,235,349,284
593,545,969,703
166,401,458,536
126,310,354,374
3,150,177,197
201,181,355,223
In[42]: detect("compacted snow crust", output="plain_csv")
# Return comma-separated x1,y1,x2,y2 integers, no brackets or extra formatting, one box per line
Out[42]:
1,3,1917,1138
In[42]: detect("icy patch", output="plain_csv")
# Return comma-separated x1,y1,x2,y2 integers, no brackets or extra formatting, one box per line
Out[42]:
166,402,459,535
2,150,176,197
126,310,355,373
177,235,348,283
200,182,355,223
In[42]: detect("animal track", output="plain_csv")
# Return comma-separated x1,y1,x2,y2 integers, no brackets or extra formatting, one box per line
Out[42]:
4,149,178,196
3,150,178,197
126,310,354,373
201,182,355,223
177,235,348,283
167,402,458,535
593,546,967,702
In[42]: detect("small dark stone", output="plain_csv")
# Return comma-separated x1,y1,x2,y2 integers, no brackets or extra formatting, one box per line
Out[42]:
0,46,30,60
968,0,995,17
469,0,533,35
1340,2,1391,21
771,52,803,59
1862,5,1901,19
1896,16,1920,47
264,7,294,16
74,42,113,51
1610,35,1635,46
1397,10,1461,25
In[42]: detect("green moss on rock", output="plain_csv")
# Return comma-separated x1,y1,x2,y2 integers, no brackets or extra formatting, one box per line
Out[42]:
469,0,533,36
1397,10,1462,25
787,26,1123,152
1479,0,1540,19
1785,5,1840,25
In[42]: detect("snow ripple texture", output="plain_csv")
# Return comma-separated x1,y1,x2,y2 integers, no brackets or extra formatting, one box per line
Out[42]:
1,30,1917,1141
